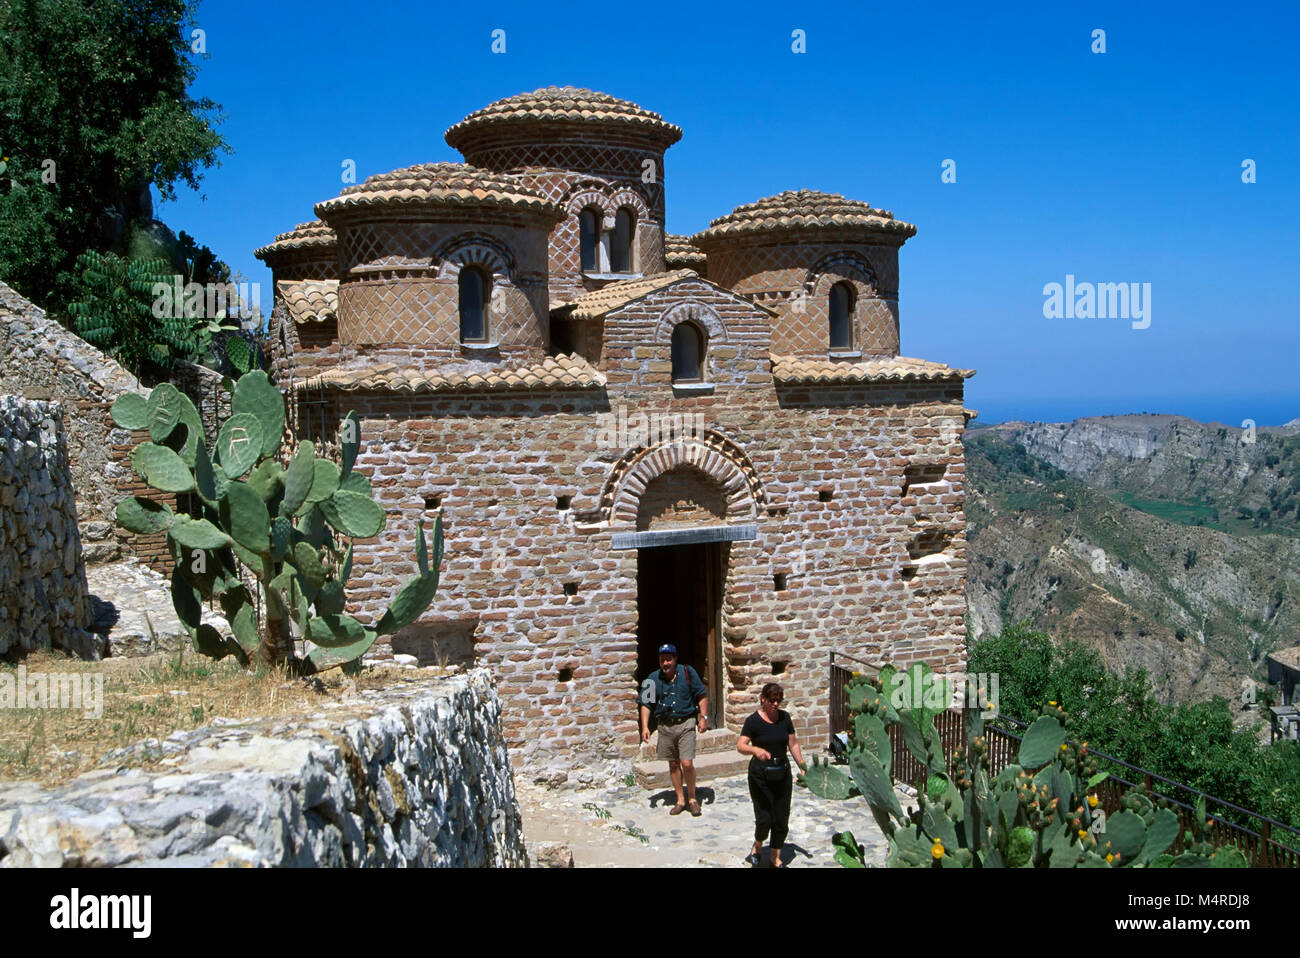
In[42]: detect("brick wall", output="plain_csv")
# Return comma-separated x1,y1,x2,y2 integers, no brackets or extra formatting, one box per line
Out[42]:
701,238,904,356
297,358,968,783
330,213,552,355
452,131,671,303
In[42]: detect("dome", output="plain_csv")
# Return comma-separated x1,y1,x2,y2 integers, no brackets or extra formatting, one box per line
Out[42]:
254,220,336,263
692,190,916,246
663,233,706,270
445,86,682,151
315,162,564,222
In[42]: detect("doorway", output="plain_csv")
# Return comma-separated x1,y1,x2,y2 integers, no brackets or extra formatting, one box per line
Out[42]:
636,541,724,728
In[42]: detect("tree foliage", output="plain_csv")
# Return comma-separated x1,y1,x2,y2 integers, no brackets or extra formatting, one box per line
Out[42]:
67,251,193,375
970,623,1300,830
0,0,229,305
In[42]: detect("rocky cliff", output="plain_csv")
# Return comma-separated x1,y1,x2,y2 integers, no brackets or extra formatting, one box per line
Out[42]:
966,420,1300,708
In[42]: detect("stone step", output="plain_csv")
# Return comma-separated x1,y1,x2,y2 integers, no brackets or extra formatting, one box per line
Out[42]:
636,727,736,761
633,750,752,789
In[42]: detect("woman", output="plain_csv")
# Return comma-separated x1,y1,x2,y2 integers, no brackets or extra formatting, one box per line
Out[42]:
737,682,807,867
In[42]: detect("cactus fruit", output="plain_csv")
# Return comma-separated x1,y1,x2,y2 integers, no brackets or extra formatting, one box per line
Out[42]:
819,684,1252,869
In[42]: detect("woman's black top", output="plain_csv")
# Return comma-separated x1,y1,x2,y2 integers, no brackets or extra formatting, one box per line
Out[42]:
741,709,796,769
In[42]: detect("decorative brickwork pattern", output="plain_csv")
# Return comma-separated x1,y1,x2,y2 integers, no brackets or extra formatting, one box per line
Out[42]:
256,88,973,782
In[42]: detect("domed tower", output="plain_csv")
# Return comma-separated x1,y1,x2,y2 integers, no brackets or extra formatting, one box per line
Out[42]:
254,220,340,385
254,219,338,282
444,87,683,304
314,162,564,362
692,190,916,358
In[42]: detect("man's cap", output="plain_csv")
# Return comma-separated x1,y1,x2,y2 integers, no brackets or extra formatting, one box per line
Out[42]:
657,644,677,656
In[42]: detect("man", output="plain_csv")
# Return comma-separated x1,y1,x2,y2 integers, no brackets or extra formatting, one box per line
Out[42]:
639,644,709,816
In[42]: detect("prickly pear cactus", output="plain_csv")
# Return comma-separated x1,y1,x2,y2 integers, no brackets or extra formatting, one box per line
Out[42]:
111,373,443,672
810,671,1250,869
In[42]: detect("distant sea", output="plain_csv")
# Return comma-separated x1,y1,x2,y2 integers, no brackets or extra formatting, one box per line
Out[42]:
971,396,1298,429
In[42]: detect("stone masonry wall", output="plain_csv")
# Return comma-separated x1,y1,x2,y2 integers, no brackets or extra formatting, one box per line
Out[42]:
0,281,147,565
299,371,968,785
0,396,95,658
0,283,234,576
0,669,528,867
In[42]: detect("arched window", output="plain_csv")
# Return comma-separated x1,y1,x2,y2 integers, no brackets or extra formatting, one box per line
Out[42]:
670,322,704,383
578,208,600,272
610,208,635,273
829,281,855,350
458,266,489,342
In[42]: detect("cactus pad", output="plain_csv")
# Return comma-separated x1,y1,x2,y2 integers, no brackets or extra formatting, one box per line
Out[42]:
131,442,195,493
116,495,173,534
216,413,264,478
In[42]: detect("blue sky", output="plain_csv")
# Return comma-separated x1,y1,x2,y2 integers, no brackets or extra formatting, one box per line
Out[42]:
159,0,1299,426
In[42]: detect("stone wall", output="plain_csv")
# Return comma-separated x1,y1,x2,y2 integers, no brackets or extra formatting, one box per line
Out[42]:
0,282,233,576
295,371,968,785
0,669,528,867
0,396,96,658
0,281,144,565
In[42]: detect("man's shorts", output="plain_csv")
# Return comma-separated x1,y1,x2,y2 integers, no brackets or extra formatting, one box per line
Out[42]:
656,718,697,761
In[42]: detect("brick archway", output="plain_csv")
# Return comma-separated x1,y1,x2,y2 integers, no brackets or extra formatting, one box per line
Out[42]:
599,430,767,527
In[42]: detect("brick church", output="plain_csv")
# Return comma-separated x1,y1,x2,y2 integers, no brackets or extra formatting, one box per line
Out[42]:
255,86,974,781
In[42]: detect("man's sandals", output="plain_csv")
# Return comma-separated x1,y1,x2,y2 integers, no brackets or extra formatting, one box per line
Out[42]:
670,799,703,816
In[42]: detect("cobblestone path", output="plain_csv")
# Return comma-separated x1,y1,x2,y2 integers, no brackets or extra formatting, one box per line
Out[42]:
516,773,910,867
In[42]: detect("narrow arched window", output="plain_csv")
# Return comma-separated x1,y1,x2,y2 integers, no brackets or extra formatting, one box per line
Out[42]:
579,209,600,272
670,322,704,382
459,266,488,342
610,208,635,273
829,281,855,350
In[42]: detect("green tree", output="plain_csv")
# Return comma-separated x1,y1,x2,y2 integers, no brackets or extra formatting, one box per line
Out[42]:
66,250,193,375
970,623,1300,829
0,0,229,305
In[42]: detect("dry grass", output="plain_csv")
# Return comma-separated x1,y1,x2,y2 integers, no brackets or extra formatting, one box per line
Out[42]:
0,647,431,787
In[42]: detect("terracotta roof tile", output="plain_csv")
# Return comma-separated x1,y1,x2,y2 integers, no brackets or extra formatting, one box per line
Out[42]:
555,270,699,320
771,354,974,385
293,353,605,394
254,220,336,262
446,86,682,149
315,162,563,221
693,190,917,245
278,280,338,325
664,233,706,269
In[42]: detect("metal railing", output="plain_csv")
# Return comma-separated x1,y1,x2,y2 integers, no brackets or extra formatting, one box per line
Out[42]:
827,653,1300,867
